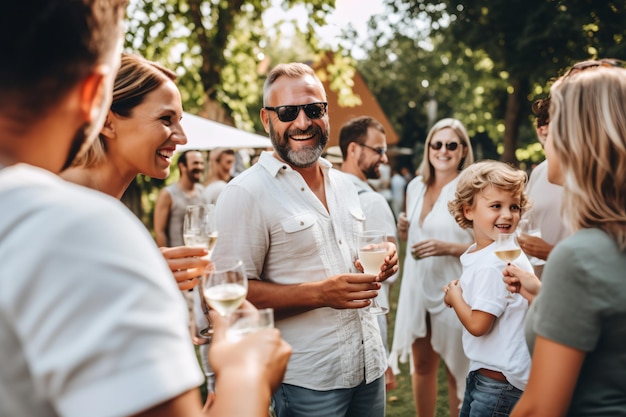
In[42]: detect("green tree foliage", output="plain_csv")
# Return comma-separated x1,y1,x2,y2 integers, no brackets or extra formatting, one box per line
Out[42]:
361,0,626,164
121,0,337,222
126,0,335,129
355,30,505,168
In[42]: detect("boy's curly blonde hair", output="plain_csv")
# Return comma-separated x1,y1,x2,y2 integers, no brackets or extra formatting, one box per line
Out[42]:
448,160,531,229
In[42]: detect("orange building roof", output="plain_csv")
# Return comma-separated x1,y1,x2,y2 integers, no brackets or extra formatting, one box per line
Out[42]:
313,53,399,149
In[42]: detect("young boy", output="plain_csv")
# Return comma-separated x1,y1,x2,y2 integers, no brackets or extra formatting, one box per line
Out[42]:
444,160,534,417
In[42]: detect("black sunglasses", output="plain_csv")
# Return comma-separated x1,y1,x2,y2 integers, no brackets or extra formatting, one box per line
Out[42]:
264,102,328,122
430,141,462,151
359,143,387,156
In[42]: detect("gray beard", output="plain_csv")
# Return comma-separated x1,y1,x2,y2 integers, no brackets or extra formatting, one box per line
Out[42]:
269,120,329,168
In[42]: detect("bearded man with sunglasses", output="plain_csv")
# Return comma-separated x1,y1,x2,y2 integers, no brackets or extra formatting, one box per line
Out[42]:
212,63,399,417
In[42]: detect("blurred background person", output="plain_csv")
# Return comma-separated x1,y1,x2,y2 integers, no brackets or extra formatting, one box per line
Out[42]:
389,118,474,417
203,147,235,204
339,115,399,391
516,97,570,277
154,149,207,247
390,164,411,219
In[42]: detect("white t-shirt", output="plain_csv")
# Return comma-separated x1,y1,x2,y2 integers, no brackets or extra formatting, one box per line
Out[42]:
212,152,386,390
526,161,570,246
0,164,203,417
459,241,533,391
203,179,227,204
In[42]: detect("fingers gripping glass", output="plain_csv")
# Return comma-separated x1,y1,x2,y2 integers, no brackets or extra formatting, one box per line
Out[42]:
429,141,462,151
264,102,328,122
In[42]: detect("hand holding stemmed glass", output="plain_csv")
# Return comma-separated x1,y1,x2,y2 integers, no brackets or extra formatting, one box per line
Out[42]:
357,230,389,315
196,257,248,404
494,233,522,299
184,204,219,343
201,257,248,318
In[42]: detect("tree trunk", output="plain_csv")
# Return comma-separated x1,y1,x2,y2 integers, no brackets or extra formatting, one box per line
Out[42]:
501,78,527,165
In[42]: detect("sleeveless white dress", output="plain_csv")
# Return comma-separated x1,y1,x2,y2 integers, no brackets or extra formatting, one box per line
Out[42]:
388,176,473,400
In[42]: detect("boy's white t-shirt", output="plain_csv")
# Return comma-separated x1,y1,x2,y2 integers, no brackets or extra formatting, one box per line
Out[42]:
459,241,534,391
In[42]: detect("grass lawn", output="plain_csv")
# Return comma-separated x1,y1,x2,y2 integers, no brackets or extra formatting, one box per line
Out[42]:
385,241,452,417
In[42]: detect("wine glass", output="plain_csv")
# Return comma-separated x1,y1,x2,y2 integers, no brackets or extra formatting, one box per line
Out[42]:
517,213,546,266
226,308,275,342
183,204,218,259
494,233,522,299
184,204,218,340
201,257,248,317
357,230,389,315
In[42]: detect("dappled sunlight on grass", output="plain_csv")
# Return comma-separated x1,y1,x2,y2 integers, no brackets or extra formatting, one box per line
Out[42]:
386,241,451,417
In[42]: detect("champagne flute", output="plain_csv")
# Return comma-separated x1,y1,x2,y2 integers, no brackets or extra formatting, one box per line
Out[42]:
494,233,521,299
201,257,248,317
357,230,389,315
183,204,218,258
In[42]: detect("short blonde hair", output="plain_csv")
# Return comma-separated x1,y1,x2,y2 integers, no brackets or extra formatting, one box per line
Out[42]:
448,160,530,229
72,53,177,168
417,118,474,185
549,66,626,250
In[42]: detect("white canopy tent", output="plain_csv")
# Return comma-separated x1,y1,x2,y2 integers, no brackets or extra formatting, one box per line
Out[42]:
177,112,271,152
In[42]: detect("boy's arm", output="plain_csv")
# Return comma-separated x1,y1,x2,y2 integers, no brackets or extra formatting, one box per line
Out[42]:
444,280,496,336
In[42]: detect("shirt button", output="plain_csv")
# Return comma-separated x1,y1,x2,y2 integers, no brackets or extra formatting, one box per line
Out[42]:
338,239,342,245
300,221,304,226
300,187,305,191
282,165,287,170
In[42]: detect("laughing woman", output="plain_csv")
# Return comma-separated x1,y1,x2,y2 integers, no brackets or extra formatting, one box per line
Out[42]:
61,53,209,287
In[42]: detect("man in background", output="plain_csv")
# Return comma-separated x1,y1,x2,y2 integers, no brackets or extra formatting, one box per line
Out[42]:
339,115,399,391
154,149,207,247
203,147,235,204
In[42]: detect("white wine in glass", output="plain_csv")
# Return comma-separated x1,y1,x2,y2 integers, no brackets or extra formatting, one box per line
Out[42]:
494,233,521,299
202,258,248,317
357,230,389,315
183,204,218,258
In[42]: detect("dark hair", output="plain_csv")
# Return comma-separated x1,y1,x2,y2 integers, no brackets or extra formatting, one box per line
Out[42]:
338,116,385,159
531,97,550,128
1,1,128,128
178,150,202,170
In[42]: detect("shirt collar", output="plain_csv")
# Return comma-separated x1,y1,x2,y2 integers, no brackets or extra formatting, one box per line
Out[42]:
257,151,332,177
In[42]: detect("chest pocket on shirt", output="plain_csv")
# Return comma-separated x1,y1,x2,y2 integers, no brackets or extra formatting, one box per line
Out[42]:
348,207,366,234
279,213,318,257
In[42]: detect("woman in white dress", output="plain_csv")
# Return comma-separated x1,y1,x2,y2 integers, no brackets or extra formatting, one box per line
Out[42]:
390,118,474,416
